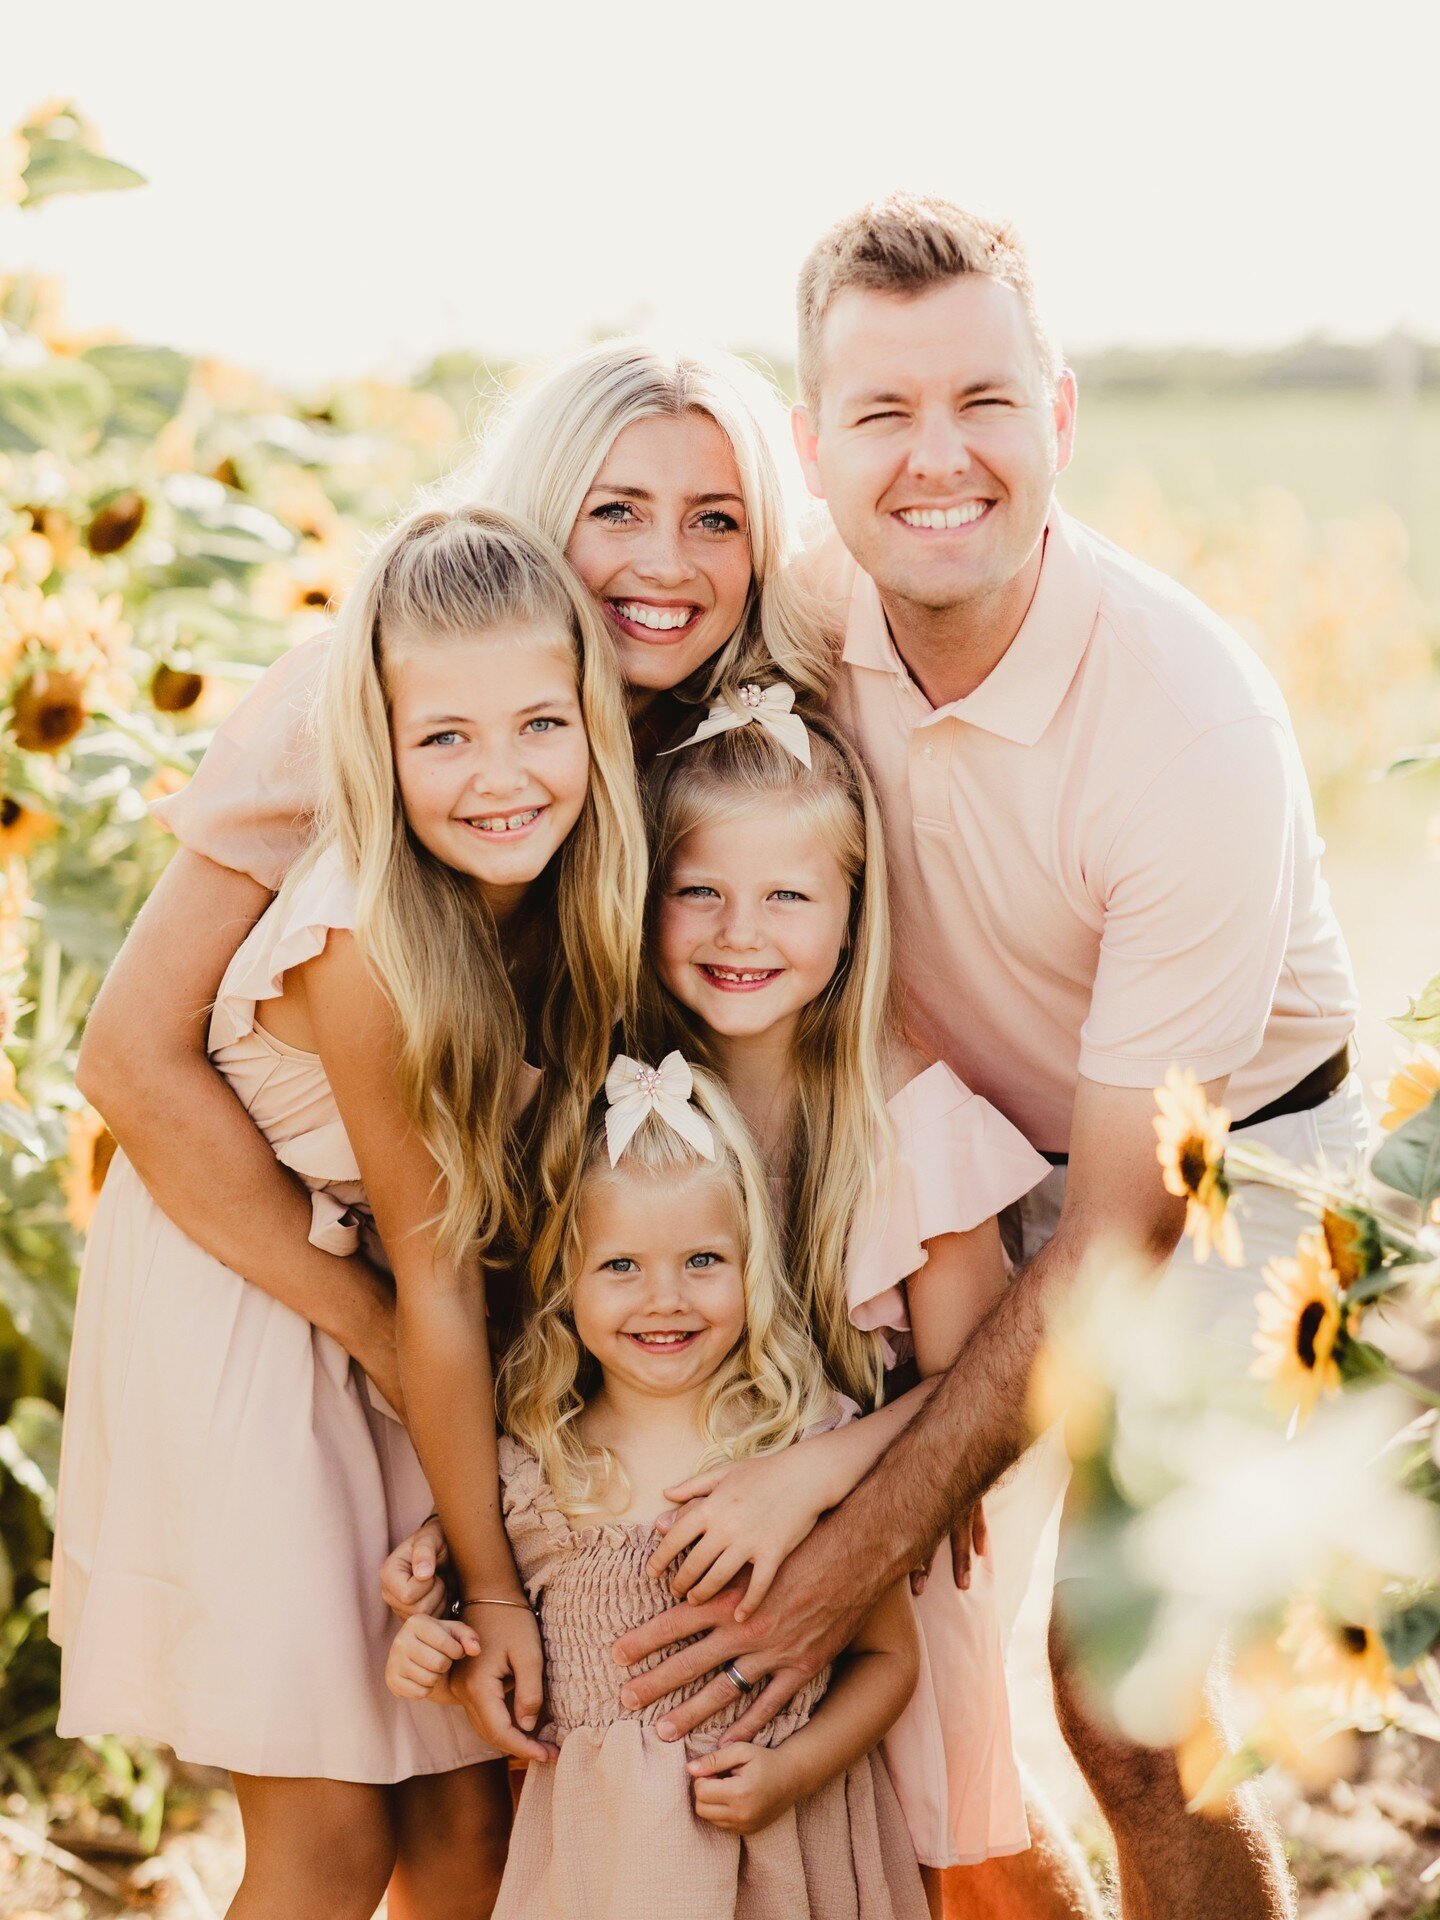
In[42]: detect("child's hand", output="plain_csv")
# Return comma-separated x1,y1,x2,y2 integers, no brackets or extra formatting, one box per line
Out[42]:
688,1743,798,1835
649,1442,840,1621
449,1603,558,1767
386,1614,480,1702
380,1515,451,1619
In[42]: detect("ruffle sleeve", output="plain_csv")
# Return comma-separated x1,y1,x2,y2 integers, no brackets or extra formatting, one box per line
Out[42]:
207,842,357,1053
498,1436,574,1604
152,634,330,891
848,1063,1048,1336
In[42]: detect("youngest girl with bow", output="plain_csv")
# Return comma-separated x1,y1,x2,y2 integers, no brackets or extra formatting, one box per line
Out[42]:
388,1055,929,1920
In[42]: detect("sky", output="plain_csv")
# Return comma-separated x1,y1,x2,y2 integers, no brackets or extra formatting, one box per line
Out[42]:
6,1,1439,389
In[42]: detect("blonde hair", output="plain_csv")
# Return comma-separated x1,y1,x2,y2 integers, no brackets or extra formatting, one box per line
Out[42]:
453,338,832,704
317,504,646,1258
796,193,1061,413
500,1065,837,1516
640,697,895,1406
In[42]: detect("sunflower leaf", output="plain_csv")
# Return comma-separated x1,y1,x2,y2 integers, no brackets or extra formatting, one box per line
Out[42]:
1372,1093,1440,1208
1382,1595,1440,1671
0,1102,46,1158
1390,972,1440,1048
0,1399,62,1524
0,359,113,456
82,344,192,439
19,138,146,208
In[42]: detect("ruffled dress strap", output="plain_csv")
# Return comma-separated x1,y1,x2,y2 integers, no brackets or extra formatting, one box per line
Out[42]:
849,1062,1049,1337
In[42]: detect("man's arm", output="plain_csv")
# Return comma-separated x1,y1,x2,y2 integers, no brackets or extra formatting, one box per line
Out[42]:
613,1075,1214,1742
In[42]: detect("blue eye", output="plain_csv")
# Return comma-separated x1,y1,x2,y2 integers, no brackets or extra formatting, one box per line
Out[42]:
602,1257,638,1274
421,729,463,748
769,888,806,902
696,510,740,533
524,715,564,733
687,1251,722,1269
592,501,636,524
677,884,719,900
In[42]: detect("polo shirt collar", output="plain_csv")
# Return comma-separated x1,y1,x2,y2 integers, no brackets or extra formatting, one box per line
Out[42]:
841,505,1102,745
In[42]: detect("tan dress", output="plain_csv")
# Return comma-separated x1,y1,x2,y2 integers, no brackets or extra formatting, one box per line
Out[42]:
52,846,501,1781
493,1437,927,1920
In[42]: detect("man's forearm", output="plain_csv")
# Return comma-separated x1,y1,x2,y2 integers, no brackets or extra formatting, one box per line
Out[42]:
828,1228,1077,1586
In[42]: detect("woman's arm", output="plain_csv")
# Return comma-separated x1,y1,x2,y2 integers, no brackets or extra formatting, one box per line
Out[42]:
299,929,551,1764
76,849,401,1405
688,1578,918,1835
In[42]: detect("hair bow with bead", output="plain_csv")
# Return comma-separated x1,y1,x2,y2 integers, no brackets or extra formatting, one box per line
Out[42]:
604,1051,716,1167
661,680,812,768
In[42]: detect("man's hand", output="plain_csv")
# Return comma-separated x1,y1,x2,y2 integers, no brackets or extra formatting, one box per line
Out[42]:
612,1509,890,1745
909,1500,987,1596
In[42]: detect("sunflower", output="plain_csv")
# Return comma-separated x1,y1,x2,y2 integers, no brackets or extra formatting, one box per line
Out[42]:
65,1105,117,1232
1153,1066,1242,1266
9,667,88,753
1251,1232,1343,1425
1381,1048,1440,1132
150,663,206,714
0,795,55,859
1279,1596,1404,1720
1320,1207,1379,1291
86,489,147,556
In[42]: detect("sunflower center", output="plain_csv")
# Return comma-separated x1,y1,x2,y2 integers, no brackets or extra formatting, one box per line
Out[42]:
1179,1137,1208,1193
1295,1301,1327,1371
0,797,19,828
1340,1624,1370,1656
301,588,329,607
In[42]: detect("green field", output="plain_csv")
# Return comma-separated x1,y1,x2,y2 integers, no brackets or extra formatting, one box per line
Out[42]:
1060,387,1440,599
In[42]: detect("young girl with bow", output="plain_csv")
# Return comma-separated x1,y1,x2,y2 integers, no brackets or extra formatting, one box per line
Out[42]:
388,1055,929,1920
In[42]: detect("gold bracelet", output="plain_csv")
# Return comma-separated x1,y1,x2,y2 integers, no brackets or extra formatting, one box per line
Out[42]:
454,1595,533,1614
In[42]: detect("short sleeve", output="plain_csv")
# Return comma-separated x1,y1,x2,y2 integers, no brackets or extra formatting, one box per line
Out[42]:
1078,716,1295,1088
848,1064,1049,1335
498,1436,570,1603
151,633,331,890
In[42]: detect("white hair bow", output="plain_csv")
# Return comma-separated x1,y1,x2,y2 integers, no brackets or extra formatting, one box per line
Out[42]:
604,1051,716,1167
662,681,812,768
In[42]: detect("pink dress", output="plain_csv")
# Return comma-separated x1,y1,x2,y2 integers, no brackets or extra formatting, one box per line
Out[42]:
494,1436,928,1920
52,845,501,1781
850,1062,1048,1869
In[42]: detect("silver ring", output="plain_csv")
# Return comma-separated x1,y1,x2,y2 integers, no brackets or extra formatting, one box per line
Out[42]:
721,1660,751,1696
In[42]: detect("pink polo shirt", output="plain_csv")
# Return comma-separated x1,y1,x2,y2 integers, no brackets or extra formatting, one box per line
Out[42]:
826,510,1357,1152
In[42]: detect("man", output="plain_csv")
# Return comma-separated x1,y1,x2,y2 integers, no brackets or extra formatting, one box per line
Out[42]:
613,195,1362,1919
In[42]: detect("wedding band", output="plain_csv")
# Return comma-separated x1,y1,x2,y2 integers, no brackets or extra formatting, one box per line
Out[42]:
721,1660,751,1695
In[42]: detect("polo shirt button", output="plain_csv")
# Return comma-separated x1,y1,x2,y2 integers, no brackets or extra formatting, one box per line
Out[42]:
921,745,935,760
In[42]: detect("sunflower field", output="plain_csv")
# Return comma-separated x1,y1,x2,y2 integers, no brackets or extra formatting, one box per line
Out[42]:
4,94,1440,1905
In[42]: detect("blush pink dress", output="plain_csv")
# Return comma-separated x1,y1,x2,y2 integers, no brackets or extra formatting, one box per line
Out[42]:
494,1435,928,1920
52,844,503,1781
849,1062,1048,1869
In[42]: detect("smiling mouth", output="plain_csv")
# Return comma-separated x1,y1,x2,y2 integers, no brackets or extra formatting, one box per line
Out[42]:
624,1329,703,1352
460,806,545,836
606,599,703,642
894,502,992,531
698,964,782,992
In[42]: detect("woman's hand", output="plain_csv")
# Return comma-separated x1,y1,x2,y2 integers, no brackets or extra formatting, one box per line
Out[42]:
386,1614,481,1703
649,1439,842,1621
381,1516,450,1619
688,1743,800,1835
451,1602,557,1765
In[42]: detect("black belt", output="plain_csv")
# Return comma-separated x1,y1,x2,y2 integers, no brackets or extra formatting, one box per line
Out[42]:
1039,1041,1353,1168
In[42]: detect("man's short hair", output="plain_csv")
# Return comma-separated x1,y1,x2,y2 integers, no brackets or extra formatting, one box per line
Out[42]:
795,193,1061,413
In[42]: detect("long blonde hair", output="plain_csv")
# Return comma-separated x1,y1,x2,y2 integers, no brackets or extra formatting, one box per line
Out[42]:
453,338,833,704
500,1065,837,1516
640,699,895,1406
318,504,646,1257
